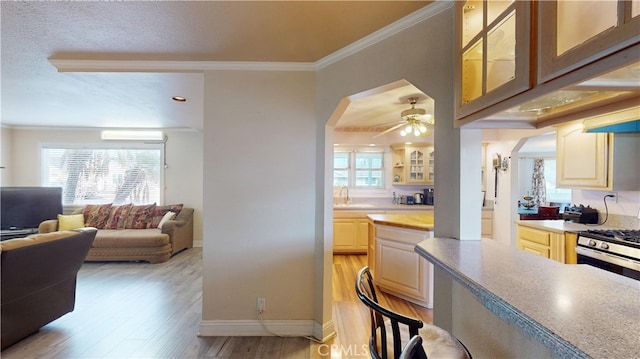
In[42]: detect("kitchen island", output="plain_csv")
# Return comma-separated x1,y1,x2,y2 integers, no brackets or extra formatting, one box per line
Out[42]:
367,213,435,307
415,237,640,358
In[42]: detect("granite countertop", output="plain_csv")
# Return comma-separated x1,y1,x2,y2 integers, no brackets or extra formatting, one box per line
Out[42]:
415,237,640,359
515,219,623,234
367,213,434,231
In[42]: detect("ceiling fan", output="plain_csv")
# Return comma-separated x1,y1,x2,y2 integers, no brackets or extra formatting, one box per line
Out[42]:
373,96,434,138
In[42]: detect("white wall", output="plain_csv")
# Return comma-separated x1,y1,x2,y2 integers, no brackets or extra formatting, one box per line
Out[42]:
2,127,204,244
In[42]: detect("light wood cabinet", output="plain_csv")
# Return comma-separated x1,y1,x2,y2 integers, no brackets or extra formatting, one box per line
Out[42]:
481,209,493,238
455,0,532,119
516,224,565,263
556,122,610,189
333,218,368,254
538,0,640,83
556,121,640,190
374,225,433,308
391,144,434,185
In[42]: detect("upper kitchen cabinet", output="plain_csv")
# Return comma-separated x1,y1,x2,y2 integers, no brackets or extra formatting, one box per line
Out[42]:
391,143,434,185
538,0,640,83
455,0,533,119
556,110,640,191
455,1,640,129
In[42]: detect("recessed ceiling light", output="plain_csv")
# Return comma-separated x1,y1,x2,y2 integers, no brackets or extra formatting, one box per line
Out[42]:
172,96,187,102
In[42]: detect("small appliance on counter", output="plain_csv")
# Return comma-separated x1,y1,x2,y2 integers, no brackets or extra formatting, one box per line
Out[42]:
423,188,434,205
413,192,424,205
562,204,599,224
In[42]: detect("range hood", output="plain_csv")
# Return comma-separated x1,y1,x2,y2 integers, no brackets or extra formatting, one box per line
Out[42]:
585,119,640,133
582,106,640,133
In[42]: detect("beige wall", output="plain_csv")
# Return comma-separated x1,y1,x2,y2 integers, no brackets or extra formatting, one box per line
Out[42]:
201,70,318,333
1,127,204,244
198,3,466,338
0,127,13,186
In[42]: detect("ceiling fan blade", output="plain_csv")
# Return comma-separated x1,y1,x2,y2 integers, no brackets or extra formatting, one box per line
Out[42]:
372,123,406,138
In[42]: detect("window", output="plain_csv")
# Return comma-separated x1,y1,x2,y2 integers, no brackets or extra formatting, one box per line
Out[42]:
543,159,572,203
333,148,384,189
41,145,163,205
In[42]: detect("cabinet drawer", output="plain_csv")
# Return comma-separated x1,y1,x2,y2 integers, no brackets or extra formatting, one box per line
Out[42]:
519,241,551,259
518,226,551,246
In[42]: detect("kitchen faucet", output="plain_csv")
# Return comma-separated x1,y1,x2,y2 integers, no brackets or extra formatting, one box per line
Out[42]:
339,186,350,204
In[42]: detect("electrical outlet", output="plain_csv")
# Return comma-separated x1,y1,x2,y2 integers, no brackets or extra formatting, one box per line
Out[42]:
257,297,266,313
606,192,618,203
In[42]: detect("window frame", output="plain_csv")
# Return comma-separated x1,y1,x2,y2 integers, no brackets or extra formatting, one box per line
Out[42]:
333,146,385,190
40,142,165,206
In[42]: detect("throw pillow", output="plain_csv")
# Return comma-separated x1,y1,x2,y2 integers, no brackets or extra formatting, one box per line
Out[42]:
104,204,133,229
83,203,112,229
124,204,156,229
150,203,183,228
58,214,85,231
157,211,176,229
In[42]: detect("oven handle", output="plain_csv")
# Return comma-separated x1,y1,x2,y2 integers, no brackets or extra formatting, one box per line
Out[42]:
575,246,640,272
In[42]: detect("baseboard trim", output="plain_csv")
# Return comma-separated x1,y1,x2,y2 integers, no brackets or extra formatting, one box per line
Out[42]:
313,319,337,343
198,319,316,337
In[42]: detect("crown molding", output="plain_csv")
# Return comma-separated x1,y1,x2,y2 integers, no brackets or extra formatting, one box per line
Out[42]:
49,59,316,72
49,1,453,73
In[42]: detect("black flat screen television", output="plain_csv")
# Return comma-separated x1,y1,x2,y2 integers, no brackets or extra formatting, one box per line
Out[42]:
1,187,63,230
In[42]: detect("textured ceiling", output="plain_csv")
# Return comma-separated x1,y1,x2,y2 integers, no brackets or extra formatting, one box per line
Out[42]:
0,1,432,130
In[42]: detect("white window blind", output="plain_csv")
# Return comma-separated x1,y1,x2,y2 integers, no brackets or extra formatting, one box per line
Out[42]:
333,148,384,189
41,145,163,205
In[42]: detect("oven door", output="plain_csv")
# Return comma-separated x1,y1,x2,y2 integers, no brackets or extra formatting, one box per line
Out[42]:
576,246,640,280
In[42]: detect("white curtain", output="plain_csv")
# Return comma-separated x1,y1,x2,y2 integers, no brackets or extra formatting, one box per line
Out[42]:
531,158,546,206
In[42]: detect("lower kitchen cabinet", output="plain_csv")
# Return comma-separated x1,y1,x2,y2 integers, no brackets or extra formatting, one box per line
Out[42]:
482,209,493,238
373,225,433,308
516,224,567,263
333,218,368,254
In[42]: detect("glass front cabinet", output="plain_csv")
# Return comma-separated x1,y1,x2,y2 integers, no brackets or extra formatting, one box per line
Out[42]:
391,144,434,185
455,0,533,119
538,0,640,82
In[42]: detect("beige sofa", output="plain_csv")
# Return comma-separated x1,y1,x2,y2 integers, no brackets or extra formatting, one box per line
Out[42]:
39,204,193,264
1,228,97,349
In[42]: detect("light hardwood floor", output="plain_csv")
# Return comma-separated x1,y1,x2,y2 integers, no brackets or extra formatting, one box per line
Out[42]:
2,249,432,358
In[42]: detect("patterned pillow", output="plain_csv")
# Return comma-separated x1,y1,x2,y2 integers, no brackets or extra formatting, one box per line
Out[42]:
82,203,112,229
150,204,184,228
104,204,133,230
124,204,156,229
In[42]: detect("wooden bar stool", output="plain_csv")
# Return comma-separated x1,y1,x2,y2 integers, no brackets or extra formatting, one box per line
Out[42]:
355,266,471,359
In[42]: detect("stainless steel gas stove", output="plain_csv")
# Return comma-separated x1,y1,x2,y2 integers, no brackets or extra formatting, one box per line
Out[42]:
576,229,640,280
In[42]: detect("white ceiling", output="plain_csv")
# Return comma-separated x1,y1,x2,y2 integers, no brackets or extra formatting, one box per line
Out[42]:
0,1,433,131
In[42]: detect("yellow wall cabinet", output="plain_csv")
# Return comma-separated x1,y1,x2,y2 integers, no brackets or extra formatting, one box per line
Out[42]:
333,218,368,254
391,144,434,185
538,0,640,82
556,121,640,190
516,224,574,264
455,0,533,119
454,0,639,125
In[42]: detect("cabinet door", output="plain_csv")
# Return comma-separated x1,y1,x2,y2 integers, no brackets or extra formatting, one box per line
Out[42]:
538,0,640,82
333,219,356,251
556,123,610,189
356,220,369,251
481,210,493,238
455,1,532,120
407,149,425,183
375,237,433,308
